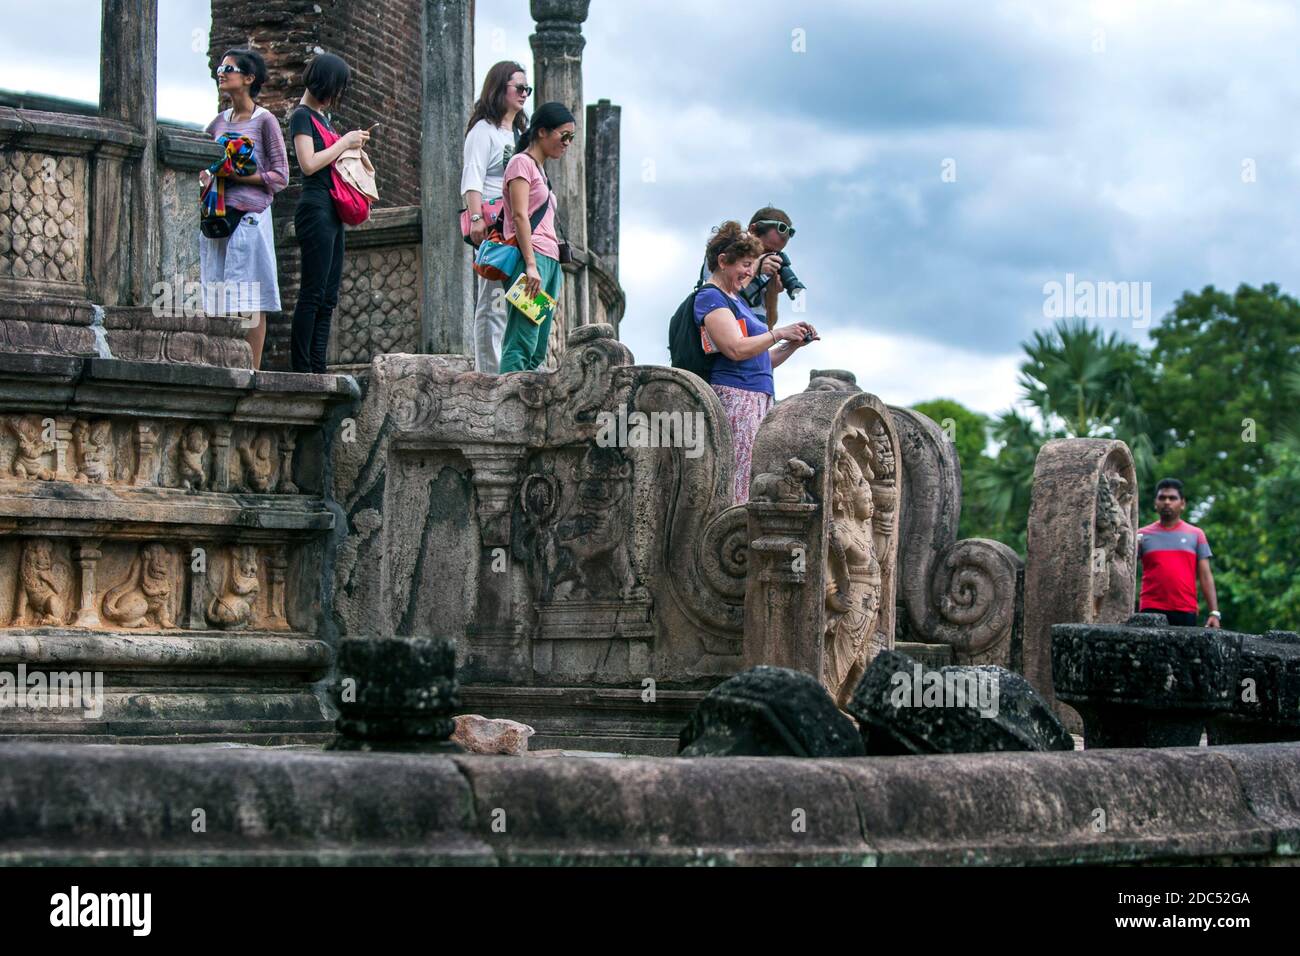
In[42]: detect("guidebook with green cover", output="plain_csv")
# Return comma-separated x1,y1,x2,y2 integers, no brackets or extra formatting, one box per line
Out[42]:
504,272,557,326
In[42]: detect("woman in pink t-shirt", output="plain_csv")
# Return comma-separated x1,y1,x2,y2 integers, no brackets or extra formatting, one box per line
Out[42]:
497,102,575,373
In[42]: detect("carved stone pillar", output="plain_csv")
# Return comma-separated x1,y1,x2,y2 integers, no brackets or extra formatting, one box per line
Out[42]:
72,539,103,628
132,420,159,486
277,428,298,494
210,424,233,492
267,545,289,630
585,98,620,278
531,0,590,329
461,445,529,682
53,416,76,480
99,0,159,305
743,501,819,669
186,542,208,630
420,0,475,355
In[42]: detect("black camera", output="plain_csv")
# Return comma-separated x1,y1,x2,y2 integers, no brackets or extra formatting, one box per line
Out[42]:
752,252,806,300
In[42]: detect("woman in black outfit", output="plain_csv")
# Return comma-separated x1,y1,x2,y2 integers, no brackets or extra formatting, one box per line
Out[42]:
288,53,369,373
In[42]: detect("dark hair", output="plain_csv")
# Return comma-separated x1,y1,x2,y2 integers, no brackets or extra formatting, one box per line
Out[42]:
1155,478,1185,500
705,220,764,272
303,52,350,107
518,101,576,150
220,48,267,99
466,60,528,138
749,205,792,235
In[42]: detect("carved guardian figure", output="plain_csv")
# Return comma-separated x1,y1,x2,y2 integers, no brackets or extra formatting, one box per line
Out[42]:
823,448,883,708
239,433,276,492
207,545,261,628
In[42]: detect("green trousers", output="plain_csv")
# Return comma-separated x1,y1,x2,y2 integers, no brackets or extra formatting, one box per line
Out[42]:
498,253,564,373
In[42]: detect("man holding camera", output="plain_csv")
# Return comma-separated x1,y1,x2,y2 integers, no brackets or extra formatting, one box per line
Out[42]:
698,206,798,328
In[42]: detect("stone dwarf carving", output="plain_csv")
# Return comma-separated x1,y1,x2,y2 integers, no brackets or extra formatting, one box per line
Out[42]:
102,543,175,628
823,446,884,708
751,457,815,503
6,415,54,480
238,432,276,493
73,420,112,484
178,424,210,492
14,538,69,626
207,544,261,629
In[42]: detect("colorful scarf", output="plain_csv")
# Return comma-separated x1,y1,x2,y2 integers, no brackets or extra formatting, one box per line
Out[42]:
200,133,257,219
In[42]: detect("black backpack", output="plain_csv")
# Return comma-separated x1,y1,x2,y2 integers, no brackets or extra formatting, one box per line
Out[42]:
669,283,741,380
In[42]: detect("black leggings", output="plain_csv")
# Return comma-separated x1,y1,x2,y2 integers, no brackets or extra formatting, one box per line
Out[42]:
291,199,344,373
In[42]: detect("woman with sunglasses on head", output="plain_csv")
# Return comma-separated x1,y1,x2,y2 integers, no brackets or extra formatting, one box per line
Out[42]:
200,49,287,369
496,101,576,374
287,52,369,373
696,206,796,328
462,61,530,373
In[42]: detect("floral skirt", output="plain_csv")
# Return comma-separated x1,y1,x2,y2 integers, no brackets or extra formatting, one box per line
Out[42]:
711,383,774,504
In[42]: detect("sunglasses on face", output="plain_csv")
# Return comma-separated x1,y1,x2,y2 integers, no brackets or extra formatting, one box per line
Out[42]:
215,64,245,76
754,219,795,237
512,84,533,96
557,131,575,144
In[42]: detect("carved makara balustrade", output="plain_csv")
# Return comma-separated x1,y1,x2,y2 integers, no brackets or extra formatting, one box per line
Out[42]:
332,324,747,751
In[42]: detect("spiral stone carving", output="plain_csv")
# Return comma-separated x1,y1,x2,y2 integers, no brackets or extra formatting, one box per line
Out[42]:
697,505,749,602
929,538,1020,658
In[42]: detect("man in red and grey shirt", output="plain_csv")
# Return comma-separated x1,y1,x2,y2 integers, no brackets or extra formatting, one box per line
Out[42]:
1137,478,1221,628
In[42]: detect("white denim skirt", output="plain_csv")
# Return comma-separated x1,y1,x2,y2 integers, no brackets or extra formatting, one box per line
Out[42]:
199,206,282,315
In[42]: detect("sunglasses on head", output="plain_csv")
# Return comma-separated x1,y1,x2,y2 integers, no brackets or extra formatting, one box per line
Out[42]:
754,219,795,237
512,84,533,96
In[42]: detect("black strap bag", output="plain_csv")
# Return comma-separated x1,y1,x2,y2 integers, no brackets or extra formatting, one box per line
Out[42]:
669,282,742,381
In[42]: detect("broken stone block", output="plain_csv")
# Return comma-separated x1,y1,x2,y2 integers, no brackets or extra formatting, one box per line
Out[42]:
678,666,866,757
330,636,462,753
1207,630,1300,745
452,714,535,755
847,649,1074,755
1052,616,1240,748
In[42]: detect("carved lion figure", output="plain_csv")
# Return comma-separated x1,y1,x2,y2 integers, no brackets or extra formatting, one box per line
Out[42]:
751,457,815,503
102,543,175,629
15,538,68,626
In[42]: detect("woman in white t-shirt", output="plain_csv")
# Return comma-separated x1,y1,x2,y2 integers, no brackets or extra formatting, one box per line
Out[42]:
461,60,530,373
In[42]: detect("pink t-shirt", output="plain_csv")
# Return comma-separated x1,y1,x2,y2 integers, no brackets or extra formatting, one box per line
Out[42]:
501,152,559,261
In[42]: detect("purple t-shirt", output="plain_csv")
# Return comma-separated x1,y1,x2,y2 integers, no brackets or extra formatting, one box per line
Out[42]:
694,285,773,395
205,106,289,214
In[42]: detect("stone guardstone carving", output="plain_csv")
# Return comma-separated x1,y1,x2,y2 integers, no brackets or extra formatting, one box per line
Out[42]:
1023,438,1138,720
743,389,901,709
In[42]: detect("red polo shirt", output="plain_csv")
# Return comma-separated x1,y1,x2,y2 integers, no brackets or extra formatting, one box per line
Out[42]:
1137,519,1212,613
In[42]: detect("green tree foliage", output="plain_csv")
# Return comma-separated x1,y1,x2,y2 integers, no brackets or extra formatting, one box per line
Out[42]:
913,283,1300,631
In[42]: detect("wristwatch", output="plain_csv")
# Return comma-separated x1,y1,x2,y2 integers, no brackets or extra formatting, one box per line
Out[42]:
470,213,484,223
1209,610,1222,620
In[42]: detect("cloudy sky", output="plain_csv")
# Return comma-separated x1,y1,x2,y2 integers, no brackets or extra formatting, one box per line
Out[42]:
5,0,1299,413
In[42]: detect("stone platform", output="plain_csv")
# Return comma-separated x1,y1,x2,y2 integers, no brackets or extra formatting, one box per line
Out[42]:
1,740,1296,865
